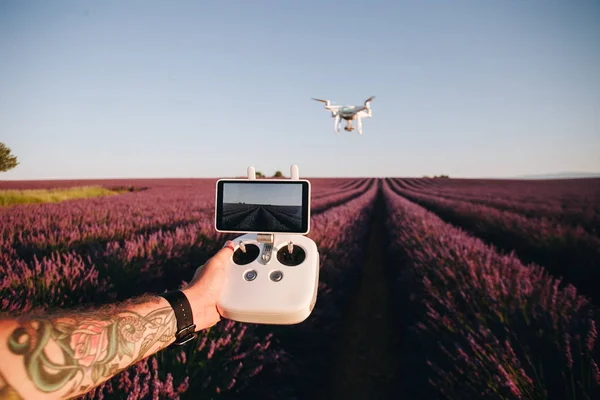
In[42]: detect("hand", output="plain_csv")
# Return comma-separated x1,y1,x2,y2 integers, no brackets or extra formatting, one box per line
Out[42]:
181,240,235,330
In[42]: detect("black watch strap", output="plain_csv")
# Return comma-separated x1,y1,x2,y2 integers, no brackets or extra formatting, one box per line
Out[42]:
159,290,197,346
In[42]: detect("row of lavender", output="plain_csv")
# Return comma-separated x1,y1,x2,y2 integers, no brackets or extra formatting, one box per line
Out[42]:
0,178,369,300
389,178,600,304
1,181,375,311
0,178,376,399
0,177,356,190
399,177,600,236
401,176,600,207
0,178,369,263
382,180,600,399
0,178,364,311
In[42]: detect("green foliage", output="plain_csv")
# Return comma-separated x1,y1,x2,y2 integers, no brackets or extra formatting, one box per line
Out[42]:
255,171,264,178
0,142,19,172
273,171,283,178
0,186,123,207
422,175,449,179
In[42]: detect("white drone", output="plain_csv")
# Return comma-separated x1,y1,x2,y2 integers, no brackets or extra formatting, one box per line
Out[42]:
312,96,375,135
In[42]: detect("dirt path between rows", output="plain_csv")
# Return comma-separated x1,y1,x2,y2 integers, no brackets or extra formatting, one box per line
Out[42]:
311,190,403,400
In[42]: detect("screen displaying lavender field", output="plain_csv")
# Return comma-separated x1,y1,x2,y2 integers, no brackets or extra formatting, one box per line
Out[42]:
219,182,305,232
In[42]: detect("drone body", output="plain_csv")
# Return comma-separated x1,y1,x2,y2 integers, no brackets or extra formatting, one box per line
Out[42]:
312,96,375,135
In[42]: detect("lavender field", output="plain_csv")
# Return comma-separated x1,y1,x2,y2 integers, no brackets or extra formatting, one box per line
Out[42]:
1,177,600,399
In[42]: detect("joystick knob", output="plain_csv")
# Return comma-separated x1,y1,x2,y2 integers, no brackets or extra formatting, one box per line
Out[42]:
233,243,260,265
277,243,306,267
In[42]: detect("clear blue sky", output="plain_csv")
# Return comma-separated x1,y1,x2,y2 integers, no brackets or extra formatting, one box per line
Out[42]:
1,0,598,179
223,183,302,206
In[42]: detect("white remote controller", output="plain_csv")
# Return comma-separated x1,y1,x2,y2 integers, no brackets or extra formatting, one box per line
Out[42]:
214,165,320,325
217,233,319,324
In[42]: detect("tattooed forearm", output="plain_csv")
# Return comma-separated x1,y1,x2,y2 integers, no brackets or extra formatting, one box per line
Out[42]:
0,370,23,400
2,295,177,399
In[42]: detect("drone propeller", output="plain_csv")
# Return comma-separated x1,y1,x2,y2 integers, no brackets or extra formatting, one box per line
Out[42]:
312,98,332,107
364,96,375,106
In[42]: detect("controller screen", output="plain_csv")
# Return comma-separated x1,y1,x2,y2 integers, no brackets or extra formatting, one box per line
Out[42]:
217,181,309,233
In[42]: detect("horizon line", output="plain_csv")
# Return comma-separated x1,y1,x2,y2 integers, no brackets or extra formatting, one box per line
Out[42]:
2,173,600,182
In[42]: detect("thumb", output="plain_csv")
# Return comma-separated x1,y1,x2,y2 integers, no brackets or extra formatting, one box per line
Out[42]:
191,240,235,283
206,240,236,270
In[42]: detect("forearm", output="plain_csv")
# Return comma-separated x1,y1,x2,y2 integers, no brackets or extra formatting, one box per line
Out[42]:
0,294,181,400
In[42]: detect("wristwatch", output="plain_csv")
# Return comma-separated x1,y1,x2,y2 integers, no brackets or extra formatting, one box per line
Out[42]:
159,290,197,346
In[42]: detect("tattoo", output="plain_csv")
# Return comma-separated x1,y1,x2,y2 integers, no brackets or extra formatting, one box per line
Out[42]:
0,370,23,400
5,295,176,398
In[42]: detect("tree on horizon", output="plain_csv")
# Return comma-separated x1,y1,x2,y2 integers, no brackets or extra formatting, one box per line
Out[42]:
0,142,18,172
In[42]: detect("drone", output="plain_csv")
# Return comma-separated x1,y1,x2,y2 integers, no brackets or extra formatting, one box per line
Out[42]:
312,96,375,135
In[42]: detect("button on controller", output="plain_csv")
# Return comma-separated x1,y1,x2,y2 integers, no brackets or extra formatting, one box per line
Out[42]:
269,270,283,282
244,270,257,281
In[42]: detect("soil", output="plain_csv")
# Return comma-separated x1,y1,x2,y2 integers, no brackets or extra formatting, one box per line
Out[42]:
310,191,403,399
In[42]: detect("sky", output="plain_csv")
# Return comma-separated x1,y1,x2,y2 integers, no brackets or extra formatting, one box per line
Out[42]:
1,0,599,179
223,182,303,206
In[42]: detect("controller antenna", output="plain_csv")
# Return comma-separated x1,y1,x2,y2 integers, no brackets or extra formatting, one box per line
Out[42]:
247,166,256,180
239,241,246,253
290,165,299,180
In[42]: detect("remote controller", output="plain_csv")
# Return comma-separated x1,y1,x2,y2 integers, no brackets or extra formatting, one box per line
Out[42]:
215,165,320,324
217,233,319,324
